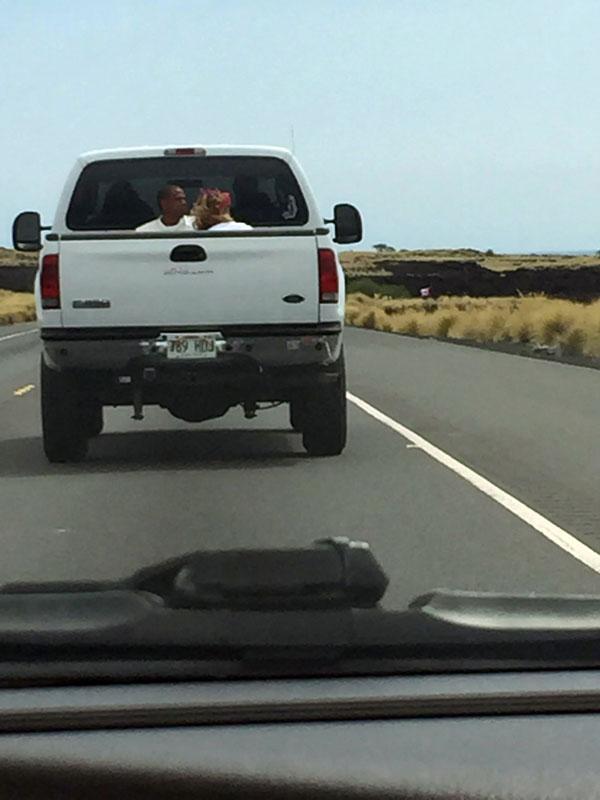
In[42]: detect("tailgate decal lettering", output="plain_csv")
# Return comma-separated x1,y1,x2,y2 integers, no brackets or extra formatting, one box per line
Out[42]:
72,299,111,309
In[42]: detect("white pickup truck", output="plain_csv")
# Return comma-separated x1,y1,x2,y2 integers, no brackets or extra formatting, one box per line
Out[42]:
13,145,362,463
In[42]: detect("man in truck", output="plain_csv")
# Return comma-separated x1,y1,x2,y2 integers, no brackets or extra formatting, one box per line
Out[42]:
136,184,193,232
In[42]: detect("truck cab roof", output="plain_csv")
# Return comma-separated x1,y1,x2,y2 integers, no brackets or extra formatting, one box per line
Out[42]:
77,145,295,164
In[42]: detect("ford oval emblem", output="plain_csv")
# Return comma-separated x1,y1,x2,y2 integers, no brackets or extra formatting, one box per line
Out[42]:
283,294,305,304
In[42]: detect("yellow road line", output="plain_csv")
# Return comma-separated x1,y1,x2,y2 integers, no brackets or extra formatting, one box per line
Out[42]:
13,384,35,397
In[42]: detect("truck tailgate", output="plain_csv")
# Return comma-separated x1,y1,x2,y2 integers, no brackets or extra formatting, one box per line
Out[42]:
58,235,320,328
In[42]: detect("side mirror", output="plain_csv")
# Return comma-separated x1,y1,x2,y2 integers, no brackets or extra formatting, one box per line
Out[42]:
13,211,42,252
330,203,362,245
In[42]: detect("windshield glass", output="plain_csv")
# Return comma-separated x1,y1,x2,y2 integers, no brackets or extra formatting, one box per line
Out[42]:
3,1,600,682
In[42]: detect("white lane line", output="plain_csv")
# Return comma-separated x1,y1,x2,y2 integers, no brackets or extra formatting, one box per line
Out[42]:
0,329,37,343
347,391,600,576
13,384,35,397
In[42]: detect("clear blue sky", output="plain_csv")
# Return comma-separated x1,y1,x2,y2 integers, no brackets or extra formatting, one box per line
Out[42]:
2,0,600,252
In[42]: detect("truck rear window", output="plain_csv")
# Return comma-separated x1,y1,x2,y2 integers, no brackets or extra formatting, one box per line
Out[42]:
66,156,309,230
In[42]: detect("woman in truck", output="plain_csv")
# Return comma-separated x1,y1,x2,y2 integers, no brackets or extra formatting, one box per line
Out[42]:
192,188,252,231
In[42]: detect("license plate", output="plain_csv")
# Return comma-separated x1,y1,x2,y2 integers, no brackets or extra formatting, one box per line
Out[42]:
163,333,219,360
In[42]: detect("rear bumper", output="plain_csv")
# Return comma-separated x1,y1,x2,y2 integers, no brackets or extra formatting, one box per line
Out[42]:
41,325,343,373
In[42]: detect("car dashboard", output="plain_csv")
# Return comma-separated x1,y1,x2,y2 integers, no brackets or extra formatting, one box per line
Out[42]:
1,668,600,799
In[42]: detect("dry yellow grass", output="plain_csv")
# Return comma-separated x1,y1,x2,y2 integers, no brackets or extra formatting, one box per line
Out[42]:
0,248,37,267
0,291,36,325
340,249,600,276
345,294,600,358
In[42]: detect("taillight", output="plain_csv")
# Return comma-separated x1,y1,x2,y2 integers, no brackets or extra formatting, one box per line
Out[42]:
41,254,60,309
318,248,339,303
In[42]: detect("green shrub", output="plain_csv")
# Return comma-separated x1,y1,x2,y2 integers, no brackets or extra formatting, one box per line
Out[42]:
346,278,382,297
347,278,410,299
386,284,411,299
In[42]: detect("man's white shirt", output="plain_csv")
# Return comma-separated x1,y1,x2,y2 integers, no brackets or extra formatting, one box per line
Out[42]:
136,215,194,232
136,217,252,232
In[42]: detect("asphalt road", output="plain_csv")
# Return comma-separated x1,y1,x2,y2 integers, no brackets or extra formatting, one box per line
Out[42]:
2,321,600,610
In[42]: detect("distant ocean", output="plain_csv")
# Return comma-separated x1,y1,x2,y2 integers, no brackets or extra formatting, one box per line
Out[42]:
534,250,597,255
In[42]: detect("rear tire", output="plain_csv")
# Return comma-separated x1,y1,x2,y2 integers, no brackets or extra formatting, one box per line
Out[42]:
289,398,306,432
301,356,347,457
82,402,104,438
41,359,89,463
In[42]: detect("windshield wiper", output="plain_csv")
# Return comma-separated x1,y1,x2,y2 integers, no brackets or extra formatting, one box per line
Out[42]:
2,537,600,682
